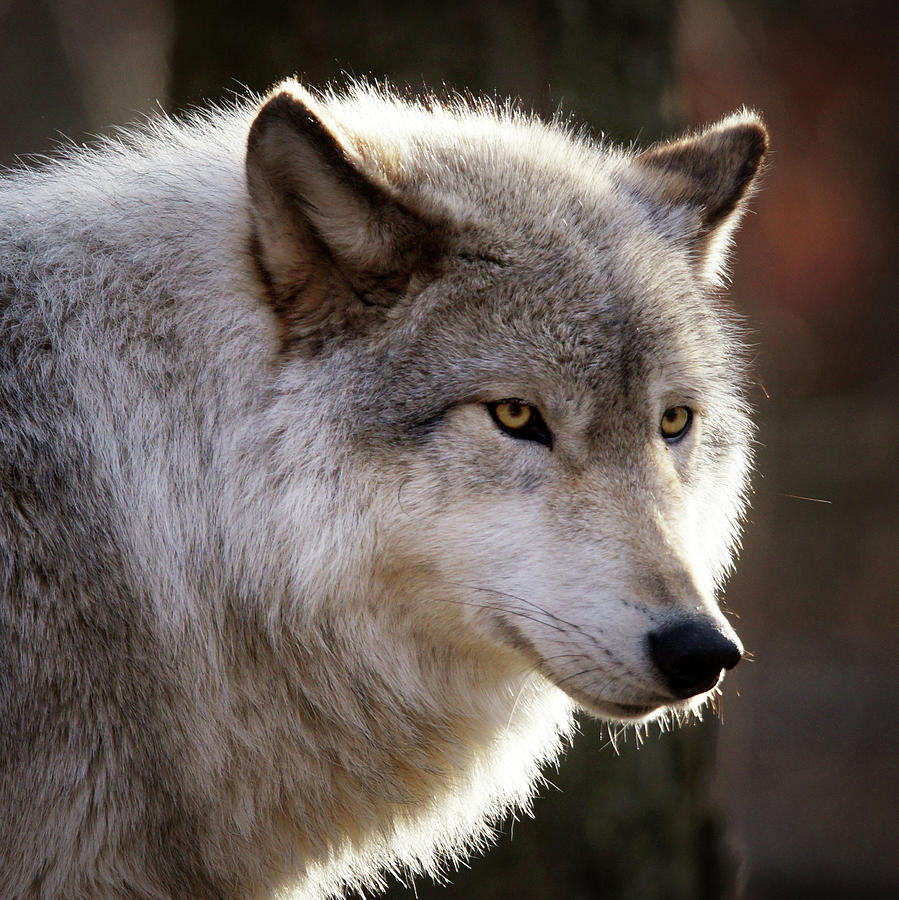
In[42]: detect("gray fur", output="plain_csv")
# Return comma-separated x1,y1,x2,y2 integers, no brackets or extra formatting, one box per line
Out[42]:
0,81,766,898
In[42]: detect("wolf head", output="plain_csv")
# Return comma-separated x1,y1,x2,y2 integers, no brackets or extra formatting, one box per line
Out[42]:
245,82,766,725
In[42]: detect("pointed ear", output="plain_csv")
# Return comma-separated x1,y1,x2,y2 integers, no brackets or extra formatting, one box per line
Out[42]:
636,112,768,282
245,85,445,352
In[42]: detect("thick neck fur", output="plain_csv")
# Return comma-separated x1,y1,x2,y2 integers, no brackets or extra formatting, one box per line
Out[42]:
0,110,573,897
212,413,574,896
193,597,570,897
0,88,761,896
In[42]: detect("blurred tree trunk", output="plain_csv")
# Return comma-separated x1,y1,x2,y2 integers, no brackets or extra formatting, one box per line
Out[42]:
169,0,679,142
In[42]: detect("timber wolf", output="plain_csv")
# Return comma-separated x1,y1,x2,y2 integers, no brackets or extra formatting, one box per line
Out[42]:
0,80,766,898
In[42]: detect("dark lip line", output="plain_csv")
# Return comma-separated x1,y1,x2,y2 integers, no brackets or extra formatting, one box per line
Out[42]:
598,700,661,718
492,615,673,718
564,685,668,721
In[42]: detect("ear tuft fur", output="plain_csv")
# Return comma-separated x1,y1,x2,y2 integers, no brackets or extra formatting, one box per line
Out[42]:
637,111,768,280
245,83,446,353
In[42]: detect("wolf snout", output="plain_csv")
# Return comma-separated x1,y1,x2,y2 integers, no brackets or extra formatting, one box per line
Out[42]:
648,620,743,699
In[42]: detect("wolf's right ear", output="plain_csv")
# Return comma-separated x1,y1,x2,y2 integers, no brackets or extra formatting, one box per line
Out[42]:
246,85,445,352
636,112,768,283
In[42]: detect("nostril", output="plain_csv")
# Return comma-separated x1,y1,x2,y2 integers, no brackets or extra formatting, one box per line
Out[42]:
648,621,742,699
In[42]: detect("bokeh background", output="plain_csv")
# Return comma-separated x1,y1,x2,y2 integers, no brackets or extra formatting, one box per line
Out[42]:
1,1,895,897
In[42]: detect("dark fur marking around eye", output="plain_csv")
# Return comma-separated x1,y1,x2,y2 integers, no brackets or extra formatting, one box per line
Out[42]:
407,409,449,443
486,401,553,449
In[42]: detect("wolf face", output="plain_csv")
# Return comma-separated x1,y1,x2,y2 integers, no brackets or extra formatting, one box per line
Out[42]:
247,85,765,726
0,80,766,897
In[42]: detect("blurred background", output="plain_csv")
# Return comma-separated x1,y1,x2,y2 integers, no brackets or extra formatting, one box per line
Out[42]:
1,1,895,897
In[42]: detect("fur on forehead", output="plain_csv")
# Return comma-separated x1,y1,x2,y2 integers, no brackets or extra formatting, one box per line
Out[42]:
247,80,627,248
263,79,765,228
246,80,766,353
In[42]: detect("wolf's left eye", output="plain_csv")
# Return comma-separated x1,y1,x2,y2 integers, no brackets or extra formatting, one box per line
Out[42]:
487,400,553,448
660,406,693,442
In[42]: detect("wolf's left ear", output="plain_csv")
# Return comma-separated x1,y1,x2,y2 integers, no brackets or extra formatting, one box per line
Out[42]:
636,112,768,282
246,84,446,352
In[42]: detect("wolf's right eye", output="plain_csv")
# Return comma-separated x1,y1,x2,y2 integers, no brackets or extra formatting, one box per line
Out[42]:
487,400,553,448
660,406,693,442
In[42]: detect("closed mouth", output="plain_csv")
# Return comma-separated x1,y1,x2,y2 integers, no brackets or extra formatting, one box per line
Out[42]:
556,680,670,722
586,698,666,721
604,701,659,717
493,617,675,722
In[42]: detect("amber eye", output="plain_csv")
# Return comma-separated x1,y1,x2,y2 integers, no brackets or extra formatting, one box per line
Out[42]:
487,400,553,448
494,400,532,429
660,406,693,442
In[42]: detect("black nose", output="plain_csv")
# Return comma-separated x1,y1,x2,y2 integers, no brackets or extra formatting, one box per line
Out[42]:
648,620,742,699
